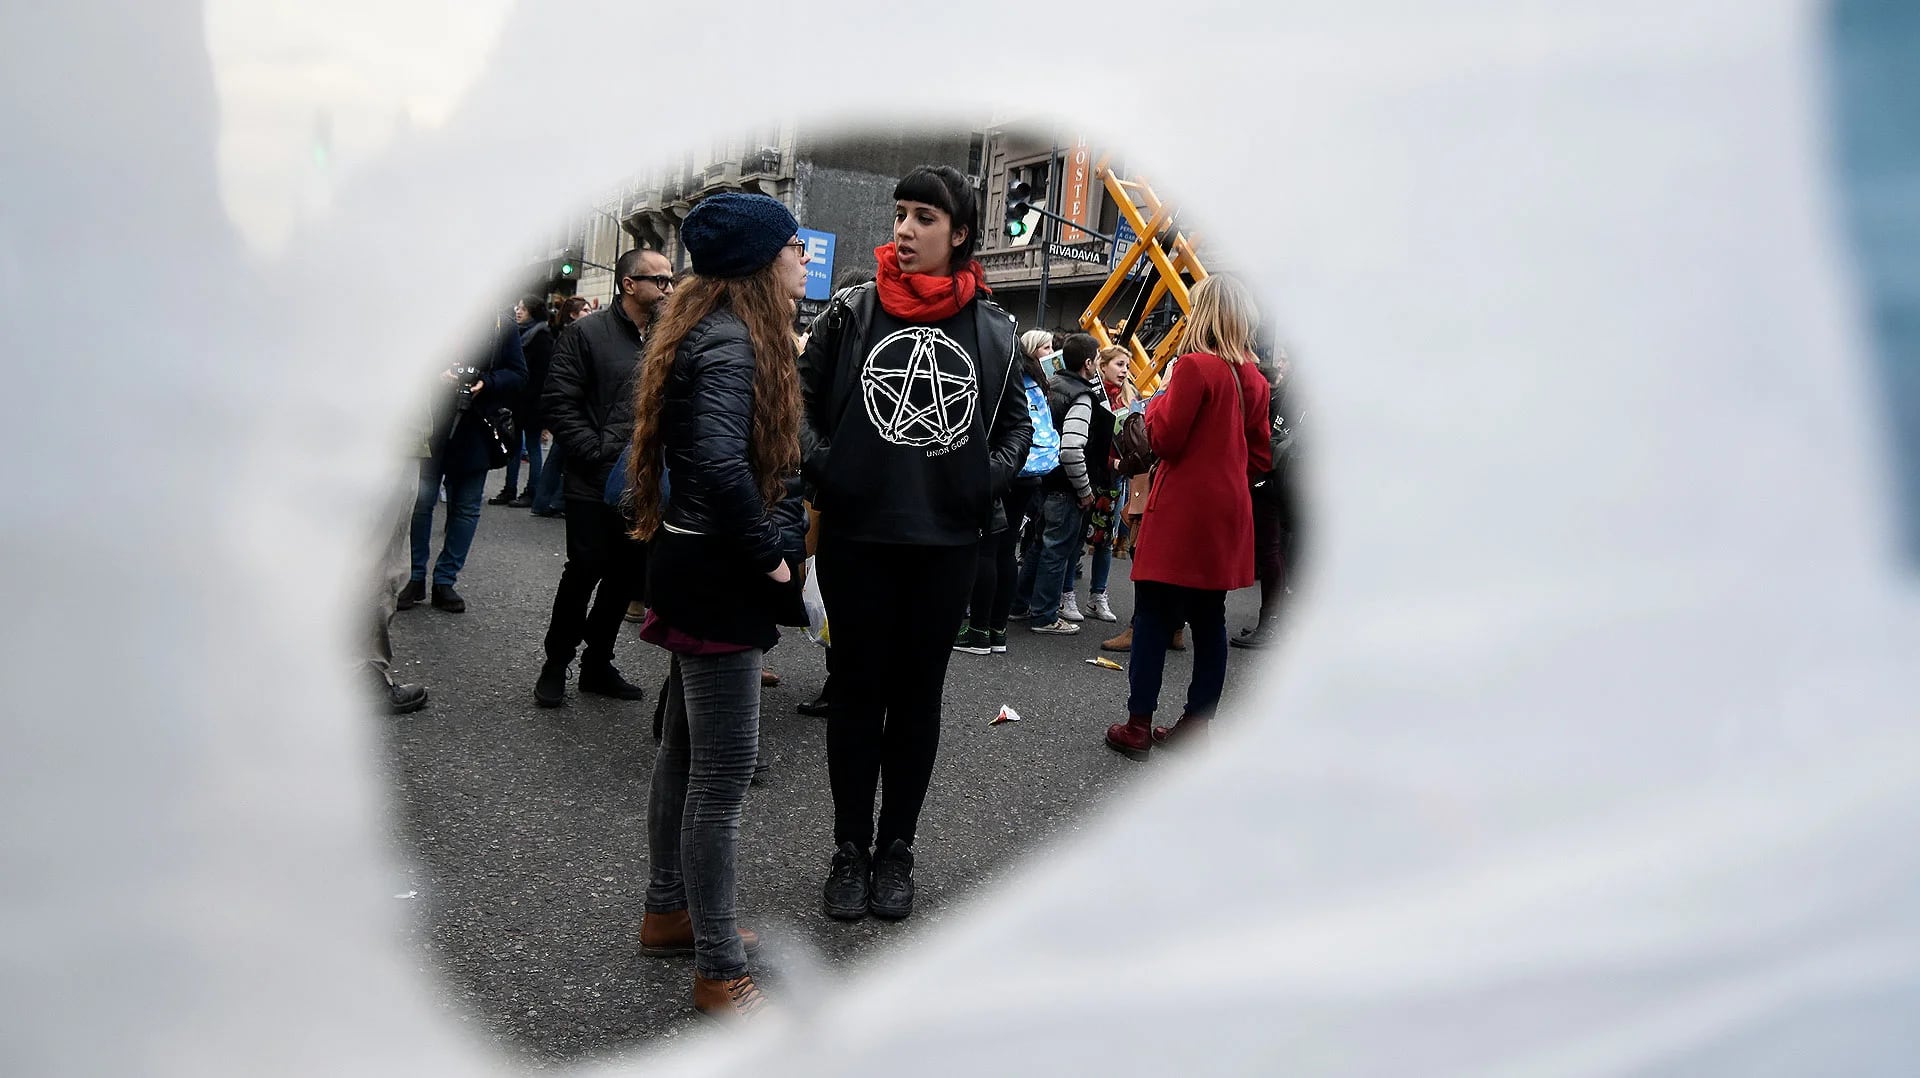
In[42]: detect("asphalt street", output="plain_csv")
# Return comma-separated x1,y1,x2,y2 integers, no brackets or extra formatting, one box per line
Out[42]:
382,473,1270,1066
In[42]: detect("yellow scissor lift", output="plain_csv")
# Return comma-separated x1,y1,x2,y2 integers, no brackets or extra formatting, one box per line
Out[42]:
1077,158,1210,396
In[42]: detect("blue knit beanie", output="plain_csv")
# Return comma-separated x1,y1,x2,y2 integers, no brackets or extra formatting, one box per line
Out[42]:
680,193,800,279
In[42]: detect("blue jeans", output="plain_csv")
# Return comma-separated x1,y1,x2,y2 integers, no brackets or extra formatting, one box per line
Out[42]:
1127,581,1229,718
502,428,543,496
646,650,762,981
410,457,486,586
1025,491,1085,624
1072,532,1113,594
531,435,565,513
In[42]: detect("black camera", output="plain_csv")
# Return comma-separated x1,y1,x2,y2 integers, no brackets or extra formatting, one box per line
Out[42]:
448,365,483,414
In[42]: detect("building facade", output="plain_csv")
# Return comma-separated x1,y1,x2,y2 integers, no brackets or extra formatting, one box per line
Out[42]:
529,125,981,324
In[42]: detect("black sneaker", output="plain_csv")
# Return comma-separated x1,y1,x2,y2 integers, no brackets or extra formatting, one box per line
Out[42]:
429,584,466,613
534,660,568,708
397,580,426,610
579,663,646,701
486,488,516,506
989,629,1008,654
508,494,533,509
952,625,991,655
822,842,871,920
869,839,915,921
1230,617,1282,650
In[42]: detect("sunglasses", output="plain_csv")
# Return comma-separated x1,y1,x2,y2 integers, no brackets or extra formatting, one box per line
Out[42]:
625,274,674,290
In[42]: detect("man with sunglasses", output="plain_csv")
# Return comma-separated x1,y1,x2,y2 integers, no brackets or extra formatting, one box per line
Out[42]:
534,247,675,708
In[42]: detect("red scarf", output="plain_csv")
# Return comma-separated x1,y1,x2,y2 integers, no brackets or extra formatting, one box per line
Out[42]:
873,244,989,323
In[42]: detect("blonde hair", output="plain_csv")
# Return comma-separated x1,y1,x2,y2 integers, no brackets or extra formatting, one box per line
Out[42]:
1177,274,1259,366
1019,329,1054,359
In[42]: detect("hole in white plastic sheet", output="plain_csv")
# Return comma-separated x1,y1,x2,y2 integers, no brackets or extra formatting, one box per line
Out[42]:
370,122,1303,1063
14,1,1920,1075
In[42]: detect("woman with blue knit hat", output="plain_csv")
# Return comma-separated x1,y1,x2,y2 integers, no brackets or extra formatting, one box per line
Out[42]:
626,191,811,1022
797,165,1033,922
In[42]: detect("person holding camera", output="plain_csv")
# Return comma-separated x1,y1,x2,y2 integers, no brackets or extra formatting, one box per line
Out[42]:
402,311,527,613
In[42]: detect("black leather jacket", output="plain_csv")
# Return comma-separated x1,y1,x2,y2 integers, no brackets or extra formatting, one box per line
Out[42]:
543,301,646,502
658,308,807,572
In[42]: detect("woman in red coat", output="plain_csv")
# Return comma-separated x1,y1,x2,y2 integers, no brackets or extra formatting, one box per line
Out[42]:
1105,274,1272,759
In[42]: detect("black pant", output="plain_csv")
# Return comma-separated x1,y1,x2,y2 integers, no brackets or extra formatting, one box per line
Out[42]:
1252,480,1296,614
818,534,975,851
969,484,1037,632
542,498,646,667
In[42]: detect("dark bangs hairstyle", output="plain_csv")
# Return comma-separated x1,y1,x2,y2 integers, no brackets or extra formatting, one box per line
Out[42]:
893,165,979,270
626,267,802,541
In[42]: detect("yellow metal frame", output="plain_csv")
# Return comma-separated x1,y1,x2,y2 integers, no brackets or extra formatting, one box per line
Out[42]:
1078,157,1210,396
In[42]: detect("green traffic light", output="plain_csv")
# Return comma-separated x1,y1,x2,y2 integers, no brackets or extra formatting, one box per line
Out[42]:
561,263,575,275
1007,220,1028,238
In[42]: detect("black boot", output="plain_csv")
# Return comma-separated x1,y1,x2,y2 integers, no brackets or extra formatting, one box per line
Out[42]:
579,662,646,700
486,487,516,506
373,664,428,715
797,674,833,717
534,659,569,708
386,681,429,714
396,579,426,610
822,842,871,921
868,839,916,921
429,584,465,613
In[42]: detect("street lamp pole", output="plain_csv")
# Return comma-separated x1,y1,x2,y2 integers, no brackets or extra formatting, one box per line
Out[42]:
1034,137,1060,332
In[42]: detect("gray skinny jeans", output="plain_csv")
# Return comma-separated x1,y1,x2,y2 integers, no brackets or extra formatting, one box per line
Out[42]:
646,650,763,980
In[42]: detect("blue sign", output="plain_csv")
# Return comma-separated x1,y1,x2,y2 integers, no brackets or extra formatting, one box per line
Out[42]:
799,228,837,301
1110,218,1148,280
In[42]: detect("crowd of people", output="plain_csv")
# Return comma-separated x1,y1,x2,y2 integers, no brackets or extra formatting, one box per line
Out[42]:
365,165,1301,1023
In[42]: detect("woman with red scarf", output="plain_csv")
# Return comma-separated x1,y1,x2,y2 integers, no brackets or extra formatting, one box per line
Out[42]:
797,165,1032,922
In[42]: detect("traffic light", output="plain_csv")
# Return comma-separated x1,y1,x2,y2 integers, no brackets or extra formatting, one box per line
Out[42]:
1005,181,1033,238
558,246,581,280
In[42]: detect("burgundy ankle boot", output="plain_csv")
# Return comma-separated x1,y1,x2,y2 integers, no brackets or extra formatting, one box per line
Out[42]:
1104,714,1154,760
1151,714,1211,747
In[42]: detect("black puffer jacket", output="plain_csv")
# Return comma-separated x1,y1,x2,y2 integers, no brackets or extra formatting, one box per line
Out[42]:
658,309,804,571
647,308,809,649
543,302,646,502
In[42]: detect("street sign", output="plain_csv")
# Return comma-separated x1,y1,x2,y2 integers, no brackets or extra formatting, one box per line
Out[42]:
1045,240,1107,266
799,227,836,301
1111,218,1148,279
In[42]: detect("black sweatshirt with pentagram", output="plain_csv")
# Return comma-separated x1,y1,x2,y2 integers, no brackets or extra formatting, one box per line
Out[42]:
809,303,991,545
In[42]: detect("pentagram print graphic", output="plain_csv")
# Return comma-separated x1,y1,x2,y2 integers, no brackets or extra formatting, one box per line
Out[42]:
860,326,978,448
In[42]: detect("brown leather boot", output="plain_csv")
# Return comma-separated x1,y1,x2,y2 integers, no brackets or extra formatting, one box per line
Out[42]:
1104,714,1154,761
1151,714,1211,747
640,909,760,957
1170,627,1188,651
1100,626,1133,652
693,972,769,1022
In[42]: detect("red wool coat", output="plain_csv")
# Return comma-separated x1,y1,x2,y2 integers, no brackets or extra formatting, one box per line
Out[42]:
1131,352,1273,591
